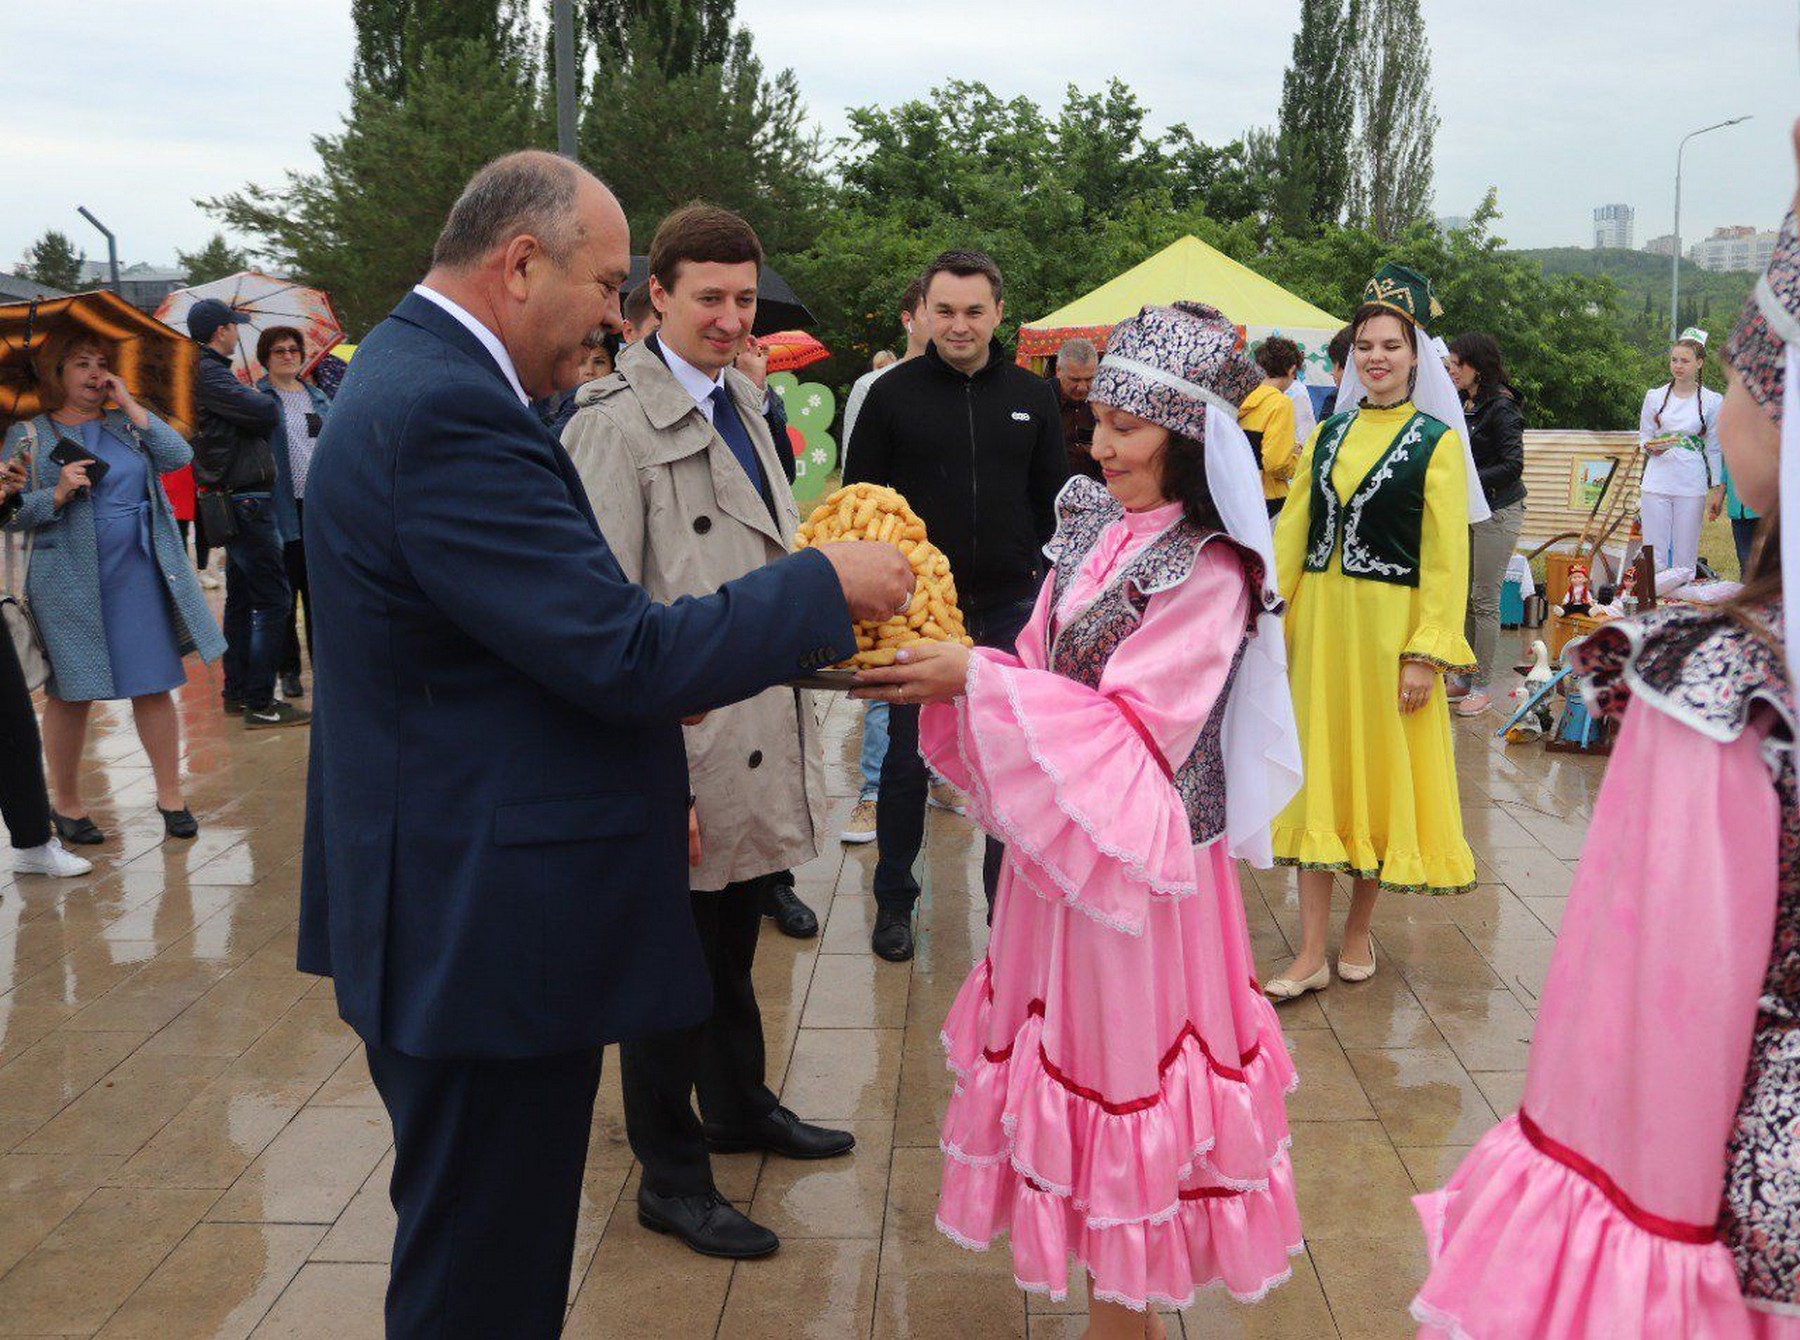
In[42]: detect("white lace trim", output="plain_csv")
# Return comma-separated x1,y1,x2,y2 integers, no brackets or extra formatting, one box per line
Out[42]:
1409,1295,1478,1340
935,1224,1306,1310
957,653,1199,917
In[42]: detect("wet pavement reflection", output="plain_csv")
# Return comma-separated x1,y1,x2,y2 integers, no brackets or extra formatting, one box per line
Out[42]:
0,627,1594,1337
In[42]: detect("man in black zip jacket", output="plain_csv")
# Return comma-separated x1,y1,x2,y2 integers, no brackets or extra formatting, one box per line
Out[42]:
845,249,1067,961
189,299,308,729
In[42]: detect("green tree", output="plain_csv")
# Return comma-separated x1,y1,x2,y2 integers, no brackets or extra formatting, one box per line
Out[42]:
175,233,250,285
1051,81,1169,230
1257,192,1643,429
578,33,826,258
202,41,551,335
16,229,84,292
1164,130,1279,226
1274,0,1355,232
1347,0,1438,242
580,0,736,73
352,0,535,100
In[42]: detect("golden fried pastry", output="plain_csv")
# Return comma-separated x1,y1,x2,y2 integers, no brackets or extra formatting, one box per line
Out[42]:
794,483,974,669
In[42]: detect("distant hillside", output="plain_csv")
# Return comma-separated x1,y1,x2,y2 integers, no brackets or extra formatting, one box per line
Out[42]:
1510,247,1754,341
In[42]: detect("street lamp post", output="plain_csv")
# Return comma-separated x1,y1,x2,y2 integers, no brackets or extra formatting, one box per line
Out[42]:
76,206,120,296
552,0,577,157
1671,116,1751,341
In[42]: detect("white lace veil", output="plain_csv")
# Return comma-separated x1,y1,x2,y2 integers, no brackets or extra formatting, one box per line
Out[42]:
1202,404,1304,867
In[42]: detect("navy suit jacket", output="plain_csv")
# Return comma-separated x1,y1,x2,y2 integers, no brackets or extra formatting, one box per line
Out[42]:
297,293,854,1059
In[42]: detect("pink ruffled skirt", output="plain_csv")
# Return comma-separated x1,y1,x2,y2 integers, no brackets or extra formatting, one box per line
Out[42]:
1413,1113,1798,1338
933,845,1304,1310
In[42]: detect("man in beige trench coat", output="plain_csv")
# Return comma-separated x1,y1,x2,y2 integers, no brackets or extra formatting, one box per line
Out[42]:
561,204,856,1263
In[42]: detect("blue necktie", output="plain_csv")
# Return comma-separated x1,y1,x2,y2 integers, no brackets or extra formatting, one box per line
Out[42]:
709,385,774,518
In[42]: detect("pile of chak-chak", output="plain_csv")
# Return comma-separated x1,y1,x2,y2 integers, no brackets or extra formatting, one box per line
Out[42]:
794,483,974,668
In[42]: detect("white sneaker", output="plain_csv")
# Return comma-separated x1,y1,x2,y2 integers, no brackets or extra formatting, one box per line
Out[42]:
13,837,93,878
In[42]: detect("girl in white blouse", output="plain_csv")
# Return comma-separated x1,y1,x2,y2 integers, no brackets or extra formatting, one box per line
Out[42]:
1636,331,1725,591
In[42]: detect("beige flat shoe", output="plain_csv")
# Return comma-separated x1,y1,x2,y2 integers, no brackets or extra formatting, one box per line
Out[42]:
1264,962,1331,1001
1337,935,1377,983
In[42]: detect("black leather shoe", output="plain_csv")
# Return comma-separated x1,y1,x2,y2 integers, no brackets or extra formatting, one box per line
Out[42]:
51,811,105,846
159,807,199,840
635,1187,779,1259
761,881,818,939
871,907,914,962
704,1105,855,1160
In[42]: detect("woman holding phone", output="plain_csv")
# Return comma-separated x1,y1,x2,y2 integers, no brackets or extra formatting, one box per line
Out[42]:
256,325,331,701
1,330,225,844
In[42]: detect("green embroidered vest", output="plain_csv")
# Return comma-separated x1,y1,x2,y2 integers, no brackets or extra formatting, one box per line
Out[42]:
1303,407,1449,588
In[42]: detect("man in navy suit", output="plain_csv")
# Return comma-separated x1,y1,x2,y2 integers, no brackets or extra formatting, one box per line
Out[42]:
296,151,912,1338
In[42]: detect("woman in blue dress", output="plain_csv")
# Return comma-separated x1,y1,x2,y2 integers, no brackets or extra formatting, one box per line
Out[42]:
3,332,226,842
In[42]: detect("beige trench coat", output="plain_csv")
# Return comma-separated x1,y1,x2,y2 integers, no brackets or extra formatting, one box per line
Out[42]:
562,339,827,892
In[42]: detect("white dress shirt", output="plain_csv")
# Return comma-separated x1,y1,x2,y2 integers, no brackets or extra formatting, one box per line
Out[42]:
412,284,530,406
658,337,729,421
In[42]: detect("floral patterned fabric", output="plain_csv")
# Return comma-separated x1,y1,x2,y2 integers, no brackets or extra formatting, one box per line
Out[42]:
1726,213,1799,424
1045,477,1259,846
1089,302,1262,447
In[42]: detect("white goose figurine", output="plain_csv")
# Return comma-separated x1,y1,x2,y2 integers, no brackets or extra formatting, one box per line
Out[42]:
1525,639,1553,688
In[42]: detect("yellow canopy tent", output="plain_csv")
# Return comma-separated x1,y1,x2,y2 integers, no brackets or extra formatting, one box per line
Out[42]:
1016,235,1344,387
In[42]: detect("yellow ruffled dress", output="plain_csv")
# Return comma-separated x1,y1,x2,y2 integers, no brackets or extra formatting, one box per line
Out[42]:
1270,402,1478,894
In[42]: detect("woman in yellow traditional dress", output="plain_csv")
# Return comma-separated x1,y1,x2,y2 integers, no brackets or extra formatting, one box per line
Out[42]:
1265,265,1489,1000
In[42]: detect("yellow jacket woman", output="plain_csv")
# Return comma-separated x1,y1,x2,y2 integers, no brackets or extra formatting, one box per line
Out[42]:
1265,264,1481,1001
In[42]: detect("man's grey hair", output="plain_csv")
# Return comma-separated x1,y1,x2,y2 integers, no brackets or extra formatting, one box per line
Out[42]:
431,151,586,271
1057,337,1098,368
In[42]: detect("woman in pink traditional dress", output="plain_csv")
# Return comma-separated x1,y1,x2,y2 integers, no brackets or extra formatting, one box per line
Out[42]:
855,302,1306,1336
1411,126,1800,1339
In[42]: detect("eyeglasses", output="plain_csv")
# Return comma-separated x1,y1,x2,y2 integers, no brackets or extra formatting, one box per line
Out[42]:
269,346,303,357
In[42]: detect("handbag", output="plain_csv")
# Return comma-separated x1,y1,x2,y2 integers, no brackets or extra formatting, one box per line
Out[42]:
197,489,238,546
2,420,49,690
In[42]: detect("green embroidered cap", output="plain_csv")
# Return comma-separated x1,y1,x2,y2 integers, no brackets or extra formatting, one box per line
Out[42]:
1361,264,1444,331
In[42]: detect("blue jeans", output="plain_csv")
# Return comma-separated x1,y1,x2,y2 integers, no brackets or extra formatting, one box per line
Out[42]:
858,702,890,799
873,594,1037,919
220,494,292,711
1732,516,1759,577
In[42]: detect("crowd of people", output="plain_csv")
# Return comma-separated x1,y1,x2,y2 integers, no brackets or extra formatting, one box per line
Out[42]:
0,115,1793,1337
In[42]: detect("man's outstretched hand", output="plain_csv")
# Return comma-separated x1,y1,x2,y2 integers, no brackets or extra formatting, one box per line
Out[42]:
814,540,915,624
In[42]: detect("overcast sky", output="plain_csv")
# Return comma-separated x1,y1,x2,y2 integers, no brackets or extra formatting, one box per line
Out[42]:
6,0,1794,273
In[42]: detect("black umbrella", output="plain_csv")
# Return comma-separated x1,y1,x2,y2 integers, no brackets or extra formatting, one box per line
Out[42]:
624,257,814,336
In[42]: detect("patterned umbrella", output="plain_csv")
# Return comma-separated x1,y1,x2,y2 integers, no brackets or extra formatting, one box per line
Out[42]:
0,289,199,434
155,271,344,386
761,330,830,374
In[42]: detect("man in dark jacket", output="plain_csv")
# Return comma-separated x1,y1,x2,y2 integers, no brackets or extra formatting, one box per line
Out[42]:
845,248,1068,961
190,298,307,728
1051,336,1100,478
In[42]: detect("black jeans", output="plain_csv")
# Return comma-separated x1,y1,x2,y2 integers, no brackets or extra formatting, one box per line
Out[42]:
873,593,1037,919
220,494,291,711
619,875,780,1197
367,1043,604,1339
280,499,311,678
0,633,51,849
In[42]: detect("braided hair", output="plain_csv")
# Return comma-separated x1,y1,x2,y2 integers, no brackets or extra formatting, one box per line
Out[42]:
1654,338,1710,432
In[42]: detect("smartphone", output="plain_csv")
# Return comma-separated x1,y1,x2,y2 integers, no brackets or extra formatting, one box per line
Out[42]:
304,412,323,438
49,438,109,488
